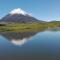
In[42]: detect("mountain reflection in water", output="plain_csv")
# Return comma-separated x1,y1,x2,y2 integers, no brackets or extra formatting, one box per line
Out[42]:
0,28,60,60
0,32,38,46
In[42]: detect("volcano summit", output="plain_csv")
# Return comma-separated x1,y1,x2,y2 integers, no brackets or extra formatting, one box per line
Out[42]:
1,8,40,23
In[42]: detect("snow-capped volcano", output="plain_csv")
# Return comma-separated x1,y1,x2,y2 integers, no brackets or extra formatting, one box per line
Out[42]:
9,8,31,16
1,8,40,23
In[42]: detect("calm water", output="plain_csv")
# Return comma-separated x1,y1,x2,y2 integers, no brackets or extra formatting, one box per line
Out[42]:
0,28,60,60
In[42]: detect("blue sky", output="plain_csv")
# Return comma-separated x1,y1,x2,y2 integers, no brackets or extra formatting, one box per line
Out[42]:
0,0,60,21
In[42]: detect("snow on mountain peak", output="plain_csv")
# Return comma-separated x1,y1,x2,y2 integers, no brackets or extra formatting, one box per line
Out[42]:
9,8,31,16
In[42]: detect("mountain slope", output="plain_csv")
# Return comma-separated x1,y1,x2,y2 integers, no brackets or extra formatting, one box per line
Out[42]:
1,8,40,23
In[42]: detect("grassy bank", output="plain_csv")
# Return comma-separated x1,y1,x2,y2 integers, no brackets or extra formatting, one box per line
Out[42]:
0,21,60,32
0,23,47,32
47,21,60,28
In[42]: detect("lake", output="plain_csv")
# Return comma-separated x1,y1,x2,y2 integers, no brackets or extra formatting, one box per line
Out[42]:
0,28,60,60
